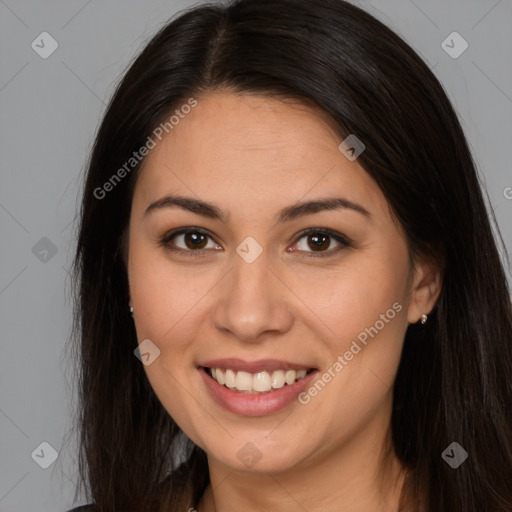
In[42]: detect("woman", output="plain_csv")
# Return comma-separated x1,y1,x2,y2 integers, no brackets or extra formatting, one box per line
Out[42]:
66,0,512,510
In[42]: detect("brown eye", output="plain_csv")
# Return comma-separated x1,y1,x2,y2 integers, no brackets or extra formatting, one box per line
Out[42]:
292,228,351,258
160,228,220,256
160,227,351,259
305,233,331,251
182,232,208,250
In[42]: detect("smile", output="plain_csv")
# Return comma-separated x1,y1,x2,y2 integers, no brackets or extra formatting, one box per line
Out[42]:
197,358,318,416
206,367,311,394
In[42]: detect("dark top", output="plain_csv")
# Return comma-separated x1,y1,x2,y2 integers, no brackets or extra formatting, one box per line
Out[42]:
67,505,97,512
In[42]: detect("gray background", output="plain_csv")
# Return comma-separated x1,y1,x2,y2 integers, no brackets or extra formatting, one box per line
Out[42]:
0,0,511,510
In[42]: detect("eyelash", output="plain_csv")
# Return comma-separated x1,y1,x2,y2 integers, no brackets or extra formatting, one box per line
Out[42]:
158,227,352,259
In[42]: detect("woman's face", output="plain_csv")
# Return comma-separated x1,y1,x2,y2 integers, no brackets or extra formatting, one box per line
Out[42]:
127,91,435,474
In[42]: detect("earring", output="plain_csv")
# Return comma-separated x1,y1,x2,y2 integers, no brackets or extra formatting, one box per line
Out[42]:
420,313,427,325
129,306,134,316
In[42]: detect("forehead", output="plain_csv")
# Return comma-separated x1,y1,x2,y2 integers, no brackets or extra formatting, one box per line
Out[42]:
132,91,385,219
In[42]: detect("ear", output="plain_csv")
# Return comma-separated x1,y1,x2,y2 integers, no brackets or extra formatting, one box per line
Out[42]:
406,257,442,324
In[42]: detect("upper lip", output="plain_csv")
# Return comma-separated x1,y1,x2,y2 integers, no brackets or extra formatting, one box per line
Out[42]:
199,358,316,373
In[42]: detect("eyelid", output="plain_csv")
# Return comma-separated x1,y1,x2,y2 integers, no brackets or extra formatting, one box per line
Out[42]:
159,226,352,258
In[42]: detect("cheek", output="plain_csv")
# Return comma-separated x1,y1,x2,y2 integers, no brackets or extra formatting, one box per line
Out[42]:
301,246,409,408
128,249,211,437
294,278,408,450
128,239,213,341
304,249,409,352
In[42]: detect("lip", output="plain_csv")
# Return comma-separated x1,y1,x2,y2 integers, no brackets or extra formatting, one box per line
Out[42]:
198,358,314,373
198,366,318,416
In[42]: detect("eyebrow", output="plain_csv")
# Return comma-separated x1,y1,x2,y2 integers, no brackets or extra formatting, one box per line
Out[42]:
144,193,371,223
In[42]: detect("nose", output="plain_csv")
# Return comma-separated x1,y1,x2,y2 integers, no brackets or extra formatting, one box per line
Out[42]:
212,248,294,343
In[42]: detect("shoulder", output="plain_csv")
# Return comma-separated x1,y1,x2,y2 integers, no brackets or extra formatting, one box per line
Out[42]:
66,505,97,512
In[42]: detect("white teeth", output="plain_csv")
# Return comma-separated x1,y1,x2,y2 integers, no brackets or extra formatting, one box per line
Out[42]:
207,367,310,393
296,369,307,379
224,369,236,388
284,370,296,385
235,371,253,391
271,370,285,389
215,368,225,385
253,371,272,392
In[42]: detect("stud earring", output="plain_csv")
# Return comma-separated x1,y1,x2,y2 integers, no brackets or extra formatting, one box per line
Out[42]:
420,313,427,325
129,306,134,316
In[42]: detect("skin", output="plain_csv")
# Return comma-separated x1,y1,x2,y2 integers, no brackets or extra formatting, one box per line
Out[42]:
126,91,442,512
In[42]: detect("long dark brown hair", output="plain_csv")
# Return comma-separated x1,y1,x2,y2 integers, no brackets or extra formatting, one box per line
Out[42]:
65,0,512,510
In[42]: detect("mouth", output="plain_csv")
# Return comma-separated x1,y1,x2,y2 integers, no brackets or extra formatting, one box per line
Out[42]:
197,358,319,416
201,366,315,394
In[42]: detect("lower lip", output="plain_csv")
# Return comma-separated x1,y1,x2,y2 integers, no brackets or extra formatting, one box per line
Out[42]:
198,367,318,416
